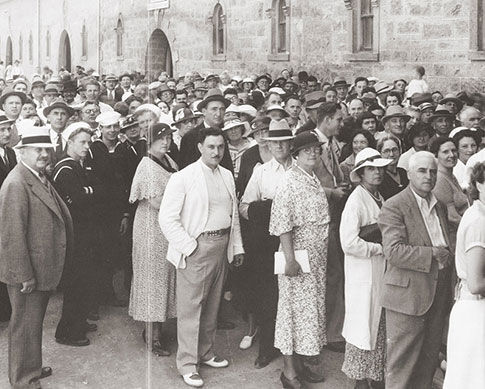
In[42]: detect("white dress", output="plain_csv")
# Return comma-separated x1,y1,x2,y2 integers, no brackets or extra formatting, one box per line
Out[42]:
128,156,177,322
443,200,485,389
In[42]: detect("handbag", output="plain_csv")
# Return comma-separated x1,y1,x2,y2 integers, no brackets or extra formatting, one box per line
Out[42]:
359,223,382,244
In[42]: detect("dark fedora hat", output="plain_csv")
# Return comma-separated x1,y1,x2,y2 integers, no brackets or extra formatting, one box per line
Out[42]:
430,104,455,121
196,88,230,111
333,76,351,88
439,93,464,111
255,74,272,85
406,122,433,145
0,89,27,106
43,99,75,117
292,130,323,156
410,92,433,106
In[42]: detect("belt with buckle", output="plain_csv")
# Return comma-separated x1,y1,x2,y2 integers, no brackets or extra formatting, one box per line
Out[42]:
201,227,230,237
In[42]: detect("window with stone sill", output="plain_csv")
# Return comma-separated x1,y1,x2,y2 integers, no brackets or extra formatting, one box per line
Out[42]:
211,3,226,61
470,0,485,60
267,0,290,61
81,23,88,60
344,0,379,62
116,17,124,59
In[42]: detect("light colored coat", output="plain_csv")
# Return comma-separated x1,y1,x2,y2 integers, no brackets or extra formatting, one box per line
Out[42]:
340,185,385,350
0,163,73,291
159,159,244,269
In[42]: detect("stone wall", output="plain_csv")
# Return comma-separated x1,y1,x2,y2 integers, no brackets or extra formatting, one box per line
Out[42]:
0,0,482,93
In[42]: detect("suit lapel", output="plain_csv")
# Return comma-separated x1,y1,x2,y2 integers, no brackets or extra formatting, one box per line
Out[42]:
20,164,64,221
404,187,433,247
436,203,452,249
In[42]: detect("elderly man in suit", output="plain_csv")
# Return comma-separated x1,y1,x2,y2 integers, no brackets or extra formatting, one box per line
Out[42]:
0,124,73,389
160,127,244,388
378,151,453,389
0,114,16,322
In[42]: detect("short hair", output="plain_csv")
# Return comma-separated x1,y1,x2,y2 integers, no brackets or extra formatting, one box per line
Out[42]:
325,87,337,94
408,151,436,172
452,129,481,150
223,88,238,96
357,112,377,127
198,127,224,144
316,102,340,123
428,136,454,156
469,162,485,200
84,80,100,89
307,76,317,83
125,95,143,105
369,104,385,113
264,92,282,102
376,134,400,153
284,94,301,104
22,98,36,108
459,106,481,121
386,91,403,104
81,100,100,109
351,129,376,149
114,101,129,117
175,89,188,96
362,86,376,95
415,66,426,77
354,77,368,85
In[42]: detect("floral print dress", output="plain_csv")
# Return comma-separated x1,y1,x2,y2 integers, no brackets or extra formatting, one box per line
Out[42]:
269,166,330,356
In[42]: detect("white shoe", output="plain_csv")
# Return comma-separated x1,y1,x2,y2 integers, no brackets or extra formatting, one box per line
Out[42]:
201,356,229,368
182,372,204,387
239,328,258,350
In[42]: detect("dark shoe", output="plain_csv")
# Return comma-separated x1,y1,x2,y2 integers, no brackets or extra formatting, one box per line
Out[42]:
142,329,170,356
55,337,90,347
324,341,346,353
87,311,99,321
280,372,301,389
299,365,325,383
84,322,98,332
254,353,276,369
217,320,235,330
39,366,52,379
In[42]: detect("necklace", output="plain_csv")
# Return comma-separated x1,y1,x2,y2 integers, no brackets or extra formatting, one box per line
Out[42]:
361,184,383,204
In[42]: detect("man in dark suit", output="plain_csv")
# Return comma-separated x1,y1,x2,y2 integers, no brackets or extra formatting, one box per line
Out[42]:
0,124,73,389
378,151,453,389
99,74,123,107
0,115,16,322
178,88,234,172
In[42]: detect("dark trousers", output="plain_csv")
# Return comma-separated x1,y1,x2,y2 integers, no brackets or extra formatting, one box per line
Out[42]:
0,281,11,321
385,268,452,389
7,286,50,389
55,262,94,340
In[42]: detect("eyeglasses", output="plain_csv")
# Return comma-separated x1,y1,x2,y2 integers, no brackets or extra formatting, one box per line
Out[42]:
302,146,322,155
381,147,399,155
82,109,100,115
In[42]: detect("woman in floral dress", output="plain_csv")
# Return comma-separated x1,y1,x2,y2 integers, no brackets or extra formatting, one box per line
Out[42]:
269,131,330,388
129,123,177,356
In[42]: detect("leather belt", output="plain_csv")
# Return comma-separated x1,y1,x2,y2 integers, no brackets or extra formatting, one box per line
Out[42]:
201,227,230,237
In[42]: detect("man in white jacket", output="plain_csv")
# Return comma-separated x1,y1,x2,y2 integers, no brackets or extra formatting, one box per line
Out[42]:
159,127,244,388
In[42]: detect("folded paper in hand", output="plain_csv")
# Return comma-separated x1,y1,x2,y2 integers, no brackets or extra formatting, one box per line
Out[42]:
274,250,311,274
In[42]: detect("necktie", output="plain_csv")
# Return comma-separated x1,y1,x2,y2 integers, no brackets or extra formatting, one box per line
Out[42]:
56,135,63,156
38,172,48,186
1,149,8,169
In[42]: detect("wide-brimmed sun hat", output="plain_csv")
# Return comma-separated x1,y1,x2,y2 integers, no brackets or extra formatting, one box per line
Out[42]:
350,147,393,183
222,118,251,137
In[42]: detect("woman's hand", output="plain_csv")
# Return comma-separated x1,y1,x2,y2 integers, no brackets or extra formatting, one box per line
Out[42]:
285,259,301,277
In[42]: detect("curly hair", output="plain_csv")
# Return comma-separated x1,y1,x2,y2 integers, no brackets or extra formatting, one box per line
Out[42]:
469,161,485,200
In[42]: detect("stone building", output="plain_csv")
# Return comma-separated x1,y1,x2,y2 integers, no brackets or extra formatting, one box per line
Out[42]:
0,0,483,92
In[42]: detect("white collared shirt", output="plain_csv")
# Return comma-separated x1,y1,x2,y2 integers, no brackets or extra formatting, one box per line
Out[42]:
411,188,447,247
49,127,66,150
239,157,294,219
200,160,232,231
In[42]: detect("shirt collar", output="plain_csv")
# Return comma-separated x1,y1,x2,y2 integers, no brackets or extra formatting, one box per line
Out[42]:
411,187,438,211
269,157,295,171
21,161,42,180
314,128,329,144
199,158,220,173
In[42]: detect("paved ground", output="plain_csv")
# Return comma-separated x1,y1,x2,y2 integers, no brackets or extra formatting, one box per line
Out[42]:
0,290,445,389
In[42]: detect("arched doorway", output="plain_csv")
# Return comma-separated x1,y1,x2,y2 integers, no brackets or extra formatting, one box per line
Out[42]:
145,29,173,81
5,36,12,66
58,30,71,72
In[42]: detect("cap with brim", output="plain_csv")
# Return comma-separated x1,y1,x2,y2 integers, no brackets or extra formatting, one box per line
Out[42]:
350,148,392,183
284,79,299,87
105,74,117,81
0,90,27,106
382,105,411,123
373,81,393,95
43,100,75,117
333,77,351,87
255,75,272,84
44,84,59,94
262,119,295,141
268,87,286,95
119,72,133,81
241,77,255,85
31,79,45,88
172,107,195,125
194,82,208,92
418,102,434,112
439,94,464,111
14,125,54,149
148,123,175,144
159,83,174,94
249,116,271,136
204,74,220,83
231,76,243,83
0,115,15,126
430,104,454,121
411,92,433,106
291,130,323,156
120,115,139,132
222,119,251,137
62,122,92,142
197,88,230,111
266,104,289,117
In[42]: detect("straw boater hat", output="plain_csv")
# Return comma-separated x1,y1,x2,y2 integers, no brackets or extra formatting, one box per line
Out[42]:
373,81,393,95
0,115,15,127
262,119,295,141
222,118,251,138
266,104,289,117
349,148,392,183
14,125,54,149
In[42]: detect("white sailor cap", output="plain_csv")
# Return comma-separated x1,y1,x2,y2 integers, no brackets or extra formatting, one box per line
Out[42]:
95,111,121,126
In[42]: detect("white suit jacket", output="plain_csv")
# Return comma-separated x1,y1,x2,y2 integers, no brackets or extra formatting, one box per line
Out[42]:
159,159,244,269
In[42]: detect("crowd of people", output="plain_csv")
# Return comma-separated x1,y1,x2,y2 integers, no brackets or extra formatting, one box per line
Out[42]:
0,64,484,389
